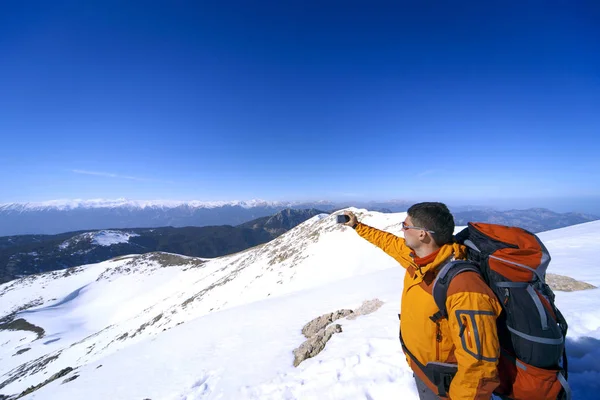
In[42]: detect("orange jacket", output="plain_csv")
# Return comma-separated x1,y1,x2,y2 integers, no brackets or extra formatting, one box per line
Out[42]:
355,222,502,399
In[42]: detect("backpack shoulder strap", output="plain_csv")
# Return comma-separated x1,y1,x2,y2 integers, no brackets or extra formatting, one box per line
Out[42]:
430,260,481,322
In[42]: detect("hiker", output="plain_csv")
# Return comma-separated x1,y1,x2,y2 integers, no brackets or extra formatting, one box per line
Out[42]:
343,203,503,400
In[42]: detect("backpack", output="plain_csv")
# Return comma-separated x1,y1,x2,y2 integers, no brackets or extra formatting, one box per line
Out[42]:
431,222,570,400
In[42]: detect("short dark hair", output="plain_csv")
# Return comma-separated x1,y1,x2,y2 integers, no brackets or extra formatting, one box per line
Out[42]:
407,202,454,246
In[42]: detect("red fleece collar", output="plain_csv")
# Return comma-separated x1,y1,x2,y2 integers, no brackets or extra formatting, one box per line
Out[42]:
412,249,441,267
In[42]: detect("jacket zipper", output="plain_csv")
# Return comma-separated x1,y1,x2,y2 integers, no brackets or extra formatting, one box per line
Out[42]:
462,316,473,348
435,322,442,361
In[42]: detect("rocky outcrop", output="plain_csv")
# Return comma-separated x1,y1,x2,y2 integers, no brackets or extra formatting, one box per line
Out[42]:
0,318,45,339
546,273,597,292
347,299,384,320
13,348,31,356
293,324,342,367
301,309,353,338
293,299,384,367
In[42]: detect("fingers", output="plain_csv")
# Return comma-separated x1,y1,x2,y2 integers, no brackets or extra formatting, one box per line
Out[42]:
342,211,357,227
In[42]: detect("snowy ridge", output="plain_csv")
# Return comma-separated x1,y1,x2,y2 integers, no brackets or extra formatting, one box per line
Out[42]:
1,212,599,399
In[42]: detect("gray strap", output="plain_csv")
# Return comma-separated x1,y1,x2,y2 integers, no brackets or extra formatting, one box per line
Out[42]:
507,326,563,345
500,349,528,371
463,239,480,252
425,361,459,370
557,371,572,400
495,282,529,288
431,257,465,294
527,285,549,330
489,254,544,282
434,261,456,282
431,260,479,320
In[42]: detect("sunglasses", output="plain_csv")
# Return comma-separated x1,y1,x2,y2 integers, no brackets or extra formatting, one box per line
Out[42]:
401,221,436,234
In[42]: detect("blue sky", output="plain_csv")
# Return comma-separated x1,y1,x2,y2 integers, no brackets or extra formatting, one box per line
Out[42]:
1,1,599,212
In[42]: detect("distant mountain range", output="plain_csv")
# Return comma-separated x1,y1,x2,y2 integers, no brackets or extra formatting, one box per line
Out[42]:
1,199,599,237
0,199,413,236
452,208,598,233
0,209,326,284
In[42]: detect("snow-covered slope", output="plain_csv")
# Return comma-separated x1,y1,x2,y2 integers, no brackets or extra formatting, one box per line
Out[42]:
1,211,599,399
538,220,600,287
58,230,140,249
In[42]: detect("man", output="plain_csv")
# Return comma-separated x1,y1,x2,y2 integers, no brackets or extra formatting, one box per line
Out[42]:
343,202,502,400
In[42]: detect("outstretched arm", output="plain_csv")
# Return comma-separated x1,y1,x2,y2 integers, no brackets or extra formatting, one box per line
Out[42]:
342,211,413,268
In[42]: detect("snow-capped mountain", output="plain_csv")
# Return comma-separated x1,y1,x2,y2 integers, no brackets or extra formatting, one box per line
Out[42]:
1,211,599,399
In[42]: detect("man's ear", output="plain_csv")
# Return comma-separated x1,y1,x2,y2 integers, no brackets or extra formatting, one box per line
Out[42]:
419,231,433,244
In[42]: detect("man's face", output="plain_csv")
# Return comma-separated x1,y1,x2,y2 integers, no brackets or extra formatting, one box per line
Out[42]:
402,215,420,249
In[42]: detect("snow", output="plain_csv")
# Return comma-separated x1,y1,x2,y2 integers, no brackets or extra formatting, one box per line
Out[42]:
539,220,600,287
0,212,599,399
91,231,140,246
58,230,140,249
24,269,413,400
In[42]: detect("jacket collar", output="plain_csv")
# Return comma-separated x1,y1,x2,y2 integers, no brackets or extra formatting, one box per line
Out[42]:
411,242,467,278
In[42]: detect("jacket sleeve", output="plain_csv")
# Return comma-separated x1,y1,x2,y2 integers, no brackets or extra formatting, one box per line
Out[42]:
445,272,502,400
353,222,413,268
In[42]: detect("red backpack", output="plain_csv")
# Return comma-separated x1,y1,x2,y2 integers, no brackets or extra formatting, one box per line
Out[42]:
431,223,570,400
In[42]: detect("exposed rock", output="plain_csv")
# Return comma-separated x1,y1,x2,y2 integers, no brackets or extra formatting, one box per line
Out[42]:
347,299,384,320
546,273,596,292
293,299,386,367
1,318,45,339
132,313,163,338
0,352,61,391
301,309,353,338
62,374,79,384
13,348,31,356
14,367,73,399
144,253,204,268
293,324,342,367
0,299,45,342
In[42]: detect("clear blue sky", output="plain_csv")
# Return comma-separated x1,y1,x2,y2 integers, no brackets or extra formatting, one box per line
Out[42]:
1,1,599,211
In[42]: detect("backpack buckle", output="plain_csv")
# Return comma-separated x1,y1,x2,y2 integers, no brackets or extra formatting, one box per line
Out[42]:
430,310,446,323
